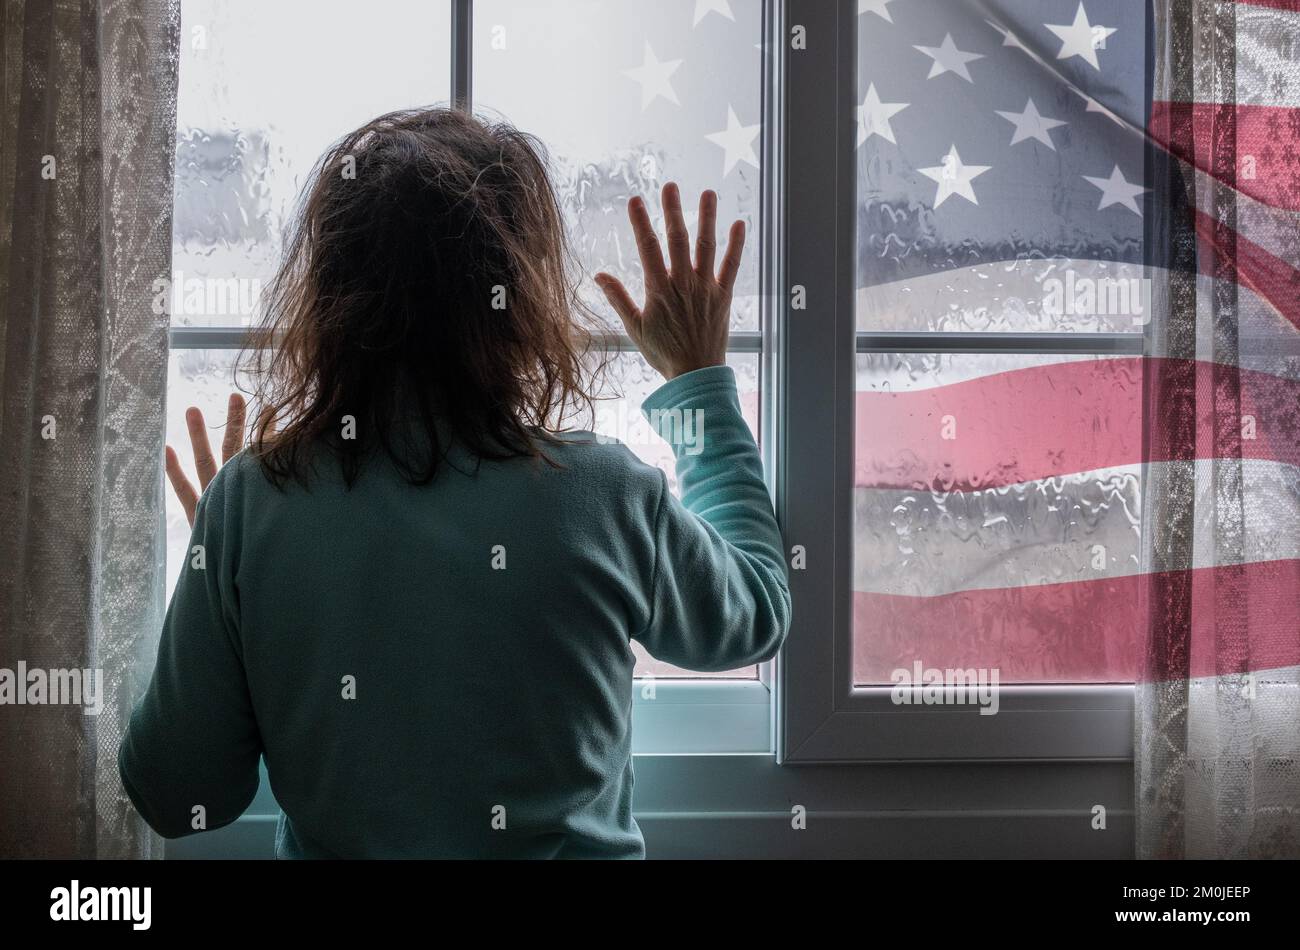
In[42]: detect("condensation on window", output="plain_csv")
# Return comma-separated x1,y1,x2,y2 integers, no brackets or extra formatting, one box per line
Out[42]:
852,352,1145,685
473,0,764,333
172,0,451,327
856,258,1151,334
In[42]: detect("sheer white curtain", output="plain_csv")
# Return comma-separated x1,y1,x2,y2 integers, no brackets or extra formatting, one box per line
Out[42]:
0,0,180,858
1138,0,1300,859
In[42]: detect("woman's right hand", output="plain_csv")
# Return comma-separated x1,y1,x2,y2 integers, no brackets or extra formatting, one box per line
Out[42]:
595,182,745,382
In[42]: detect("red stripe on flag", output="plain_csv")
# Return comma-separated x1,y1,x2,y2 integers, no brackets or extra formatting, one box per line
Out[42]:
1150,101,1300,212
853,558,1300,684
1225,0,1300,10
1194,208,1300,333
856,357,1299,490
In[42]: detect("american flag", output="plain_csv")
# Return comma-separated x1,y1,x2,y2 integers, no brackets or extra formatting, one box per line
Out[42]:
851,0,1300,688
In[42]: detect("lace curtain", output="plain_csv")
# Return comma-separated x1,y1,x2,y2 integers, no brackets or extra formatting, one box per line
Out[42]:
1137,0,1300,859
0,0,179,858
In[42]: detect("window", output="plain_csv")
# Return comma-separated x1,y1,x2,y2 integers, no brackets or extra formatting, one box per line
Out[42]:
168,0,1140,770
778,1,1136,761
471,0,768,680
167,0,774,755
851,0,1147,687
853,353,1143,686
167,0,452,593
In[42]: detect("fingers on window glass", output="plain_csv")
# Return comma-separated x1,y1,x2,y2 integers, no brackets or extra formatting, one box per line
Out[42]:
628,195,669,291
661,183,692,279
165,445,199,527
185,407,218,488
695,190,718,277
222,394,246,464
717,219,746,292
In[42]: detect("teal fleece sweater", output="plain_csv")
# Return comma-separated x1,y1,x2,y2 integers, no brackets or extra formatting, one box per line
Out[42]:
119,365,790,858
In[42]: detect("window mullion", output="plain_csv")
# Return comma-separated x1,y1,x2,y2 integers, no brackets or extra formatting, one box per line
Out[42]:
776,0,858,763
855,331,1145,355
168,327,766,354
451,0,473,111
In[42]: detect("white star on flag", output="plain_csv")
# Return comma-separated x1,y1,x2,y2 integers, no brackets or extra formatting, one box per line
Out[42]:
914,33,984,83
859,0,898,23
623,43,682,110
706,106,761,176
1083,165,1148,216
996,98,1067,150
1046,3,1117,71
694,0,734,27
858,83,909,146
919,145,991,208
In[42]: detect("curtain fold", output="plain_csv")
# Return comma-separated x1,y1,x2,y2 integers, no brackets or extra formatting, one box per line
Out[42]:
0,0,179,859
1137,0,1300,859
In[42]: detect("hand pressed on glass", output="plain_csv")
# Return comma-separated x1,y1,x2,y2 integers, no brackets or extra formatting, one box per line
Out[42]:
595,182,745,382
165,393,245,527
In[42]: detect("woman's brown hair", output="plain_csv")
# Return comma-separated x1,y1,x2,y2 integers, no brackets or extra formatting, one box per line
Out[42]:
241,107,602,488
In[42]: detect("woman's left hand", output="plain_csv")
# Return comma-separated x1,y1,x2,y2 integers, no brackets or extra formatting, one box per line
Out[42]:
166,394,246,527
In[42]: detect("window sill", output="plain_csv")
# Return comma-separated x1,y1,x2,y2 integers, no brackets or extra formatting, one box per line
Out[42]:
631,679,771,755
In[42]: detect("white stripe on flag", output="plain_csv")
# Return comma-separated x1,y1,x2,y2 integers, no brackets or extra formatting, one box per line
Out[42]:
853,458,1300,598
857,259,1147,334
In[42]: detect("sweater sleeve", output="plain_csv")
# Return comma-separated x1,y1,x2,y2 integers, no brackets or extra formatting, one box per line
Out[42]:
118,460,262,838
633,365,791,671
